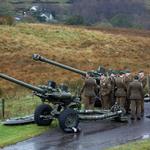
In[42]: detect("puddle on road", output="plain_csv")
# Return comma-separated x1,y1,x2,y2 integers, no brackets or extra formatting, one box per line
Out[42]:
127,133,150,143
142,134,150,139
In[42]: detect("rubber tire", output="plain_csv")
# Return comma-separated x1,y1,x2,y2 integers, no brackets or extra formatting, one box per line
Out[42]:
34,104,53,126
59,108,79,132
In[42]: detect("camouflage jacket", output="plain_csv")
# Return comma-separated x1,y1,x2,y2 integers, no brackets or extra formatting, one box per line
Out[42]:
139,77,147,89
100,78,112,96
81,77,98,97
124,75,133,89
127,80,144,100
115,77,127,97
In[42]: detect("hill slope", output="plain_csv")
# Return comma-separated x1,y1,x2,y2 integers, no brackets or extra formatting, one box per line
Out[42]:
0,24,150,92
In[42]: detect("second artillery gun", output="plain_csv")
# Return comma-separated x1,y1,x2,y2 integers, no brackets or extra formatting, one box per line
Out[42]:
32,54,104,107
32,54,105,81
32,54,126,121
0,73,80,132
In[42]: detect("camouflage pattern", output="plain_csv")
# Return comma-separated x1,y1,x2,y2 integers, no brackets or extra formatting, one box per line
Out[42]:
115,76,127,108
124,73,133,113
130,100,142,119
138,72,147,115
100,77,112,109
139,76,147,89
109,76,116,106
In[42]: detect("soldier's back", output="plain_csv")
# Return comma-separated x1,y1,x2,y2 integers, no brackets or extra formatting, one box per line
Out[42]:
83,77,97,97
115,77,126,97
128,80,144,100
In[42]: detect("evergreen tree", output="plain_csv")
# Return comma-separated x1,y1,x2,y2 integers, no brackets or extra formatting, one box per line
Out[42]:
0,0,14,17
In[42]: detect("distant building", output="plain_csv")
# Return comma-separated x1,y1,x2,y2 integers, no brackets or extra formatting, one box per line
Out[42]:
40,13,54,22
30,6,39,12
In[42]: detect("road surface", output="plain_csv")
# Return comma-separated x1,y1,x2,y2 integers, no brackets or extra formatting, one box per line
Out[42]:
2,103,150,150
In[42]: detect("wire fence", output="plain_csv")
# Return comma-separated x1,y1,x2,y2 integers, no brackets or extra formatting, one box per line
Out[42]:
0,99,5,119
0,95,41,120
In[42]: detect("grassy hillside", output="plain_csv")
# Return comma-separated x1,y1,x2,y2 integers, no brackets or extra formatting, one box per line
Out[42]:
0,23,150,93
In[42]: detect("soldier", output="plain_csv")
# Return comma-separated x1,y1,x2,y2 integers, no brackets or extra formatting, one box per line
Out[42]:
138,71,147,116
124,70,133,113
127,75,144,120
114,72,127,108
109,71,116,106
138,71,147,88
80,74,98,110
99,74,112,109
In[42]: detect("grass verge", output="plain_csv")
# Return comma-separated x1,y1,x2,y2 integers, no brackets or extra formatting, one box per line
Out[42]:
0,121,57,148
3,94,41,119
107,139,150,150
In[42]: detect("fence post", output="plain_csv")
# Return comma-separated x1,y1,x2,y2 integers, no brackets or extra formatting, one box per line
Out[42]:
0,98,5,119
148,75,150,96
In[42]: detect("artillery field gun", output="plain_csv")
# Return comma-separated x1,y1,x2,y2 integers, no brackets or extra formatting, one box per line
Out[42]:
0,73,80,131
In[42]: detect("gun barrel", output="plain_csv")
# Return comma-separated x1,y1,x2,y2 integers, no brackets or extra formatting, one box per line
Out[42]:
32,54,87,76
0,73,45,93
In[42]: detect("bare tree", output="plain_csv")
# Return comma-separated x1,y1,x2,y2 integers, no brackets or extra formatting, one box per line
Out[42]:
70,0,147,25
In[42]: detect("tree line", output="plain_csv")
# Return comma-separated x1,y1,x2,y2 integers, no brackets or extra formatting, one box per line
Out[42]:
67,0,150,29
0,0,150,29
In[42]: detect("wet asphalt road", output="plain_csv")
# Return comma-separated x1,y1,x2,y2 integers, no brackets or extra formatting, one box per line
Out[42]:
2,103,150,150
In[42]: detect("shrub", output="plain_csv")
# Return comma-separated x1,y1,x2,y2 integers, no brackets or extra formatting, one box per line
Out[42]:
93,21,113,28
22,16,38,23
0,16,14,25
0,0,15,25
110,14,133,28
65,15,84,25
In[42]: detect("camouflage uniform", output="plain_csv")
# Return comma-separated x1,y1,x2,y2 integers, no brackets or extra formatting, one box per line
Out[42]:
115,76,127,108
81,77,98,109
100,77,112,109
139,73,147,115
109,76,116,106
124,74,133,113
127,78,144,119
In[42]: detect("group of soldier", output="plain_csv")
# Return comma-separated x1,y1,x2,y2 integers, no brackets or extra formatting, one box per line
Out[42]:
80,70,148,120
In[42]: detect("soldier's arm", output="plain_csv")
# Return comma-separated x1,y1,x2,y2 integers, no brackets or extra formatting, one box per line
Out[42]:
143,77,147,89
140,85,144,98
127,84,131,99
108,81,112,93
80,84,85,95
94,81,99,95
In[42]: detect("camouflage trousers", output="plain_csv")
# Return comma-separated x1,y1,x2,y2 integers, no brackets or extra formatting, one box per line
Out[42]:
116,96,126,108
101,95,111,110
141,99,144,115
81,95,95,110
125,98,131,113
130,100,142,119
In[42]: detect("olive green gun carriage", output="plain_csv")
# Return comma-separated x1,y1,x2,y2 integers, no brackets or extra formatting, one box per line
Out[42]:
0,73,81,131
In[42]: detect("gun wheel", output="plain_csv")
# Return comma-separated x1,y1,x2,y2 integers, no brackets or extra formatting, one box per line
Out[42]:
58,108,79,132
34,104,53,126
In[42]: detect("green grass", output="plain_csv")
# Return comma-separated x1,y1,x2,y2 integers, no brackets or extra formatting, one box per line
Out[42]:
107,139,150,150
0,94,58,148
2,94,42,119
0,121,57,148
